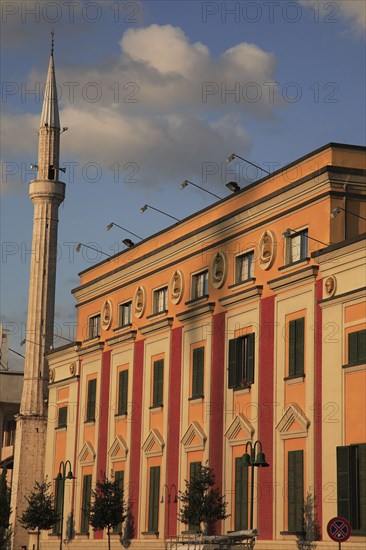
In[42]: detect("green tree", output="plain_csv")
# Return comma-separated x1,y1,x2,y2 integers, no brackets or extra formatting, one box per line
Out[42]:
178,465,228,534
0,468,11,549
19,479,58,550
89,476,126,550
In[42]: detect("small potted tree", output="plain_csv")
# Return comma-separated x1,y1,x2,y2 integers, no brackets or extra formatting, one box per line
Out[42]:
89,475,126,550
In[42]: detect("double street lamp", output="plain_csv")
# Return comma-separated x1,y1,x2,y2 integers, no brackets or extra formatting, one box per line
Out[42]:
161,483,178,538
55,460,75,550
242,440,269,530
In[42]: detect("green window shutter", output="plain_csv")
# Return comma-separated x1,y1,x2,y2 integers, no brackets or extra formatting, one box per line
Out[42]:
348,332,358,364
153,360,164,406
192,347,204,398
113,471,124,534
58,406,67,428
81,474,92,534
289,320,296,376
295,318,305,375
288,450,304,532
359,444,366,532
53,477,64,534
118,370,128,415
235,457,248,530
228,339,238,388
358,330,366,361
148,466,160,532
247,333,255,385
337,446,351,522
86,379,96,421
189,462,201,531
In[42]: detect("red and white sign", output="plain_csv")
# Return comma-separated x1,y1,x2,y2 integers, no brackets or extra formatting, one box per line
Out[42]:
327,517,351,542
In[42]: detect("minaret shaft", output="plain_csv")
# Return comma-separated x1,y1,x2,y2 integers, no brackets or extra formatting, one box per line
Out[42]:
10,41,65,550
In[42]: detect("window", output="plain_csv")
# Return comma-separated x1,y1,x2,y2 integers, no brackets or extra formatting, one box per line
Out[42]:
348,329,366,364
54,476,63,534
235,456,248,530
289,318,305,376
119,301,132,327
117,370,128,415
228,334,255,388
148,466,160,532
191,347,204,398
192,270,208,299
153,287,168,314
113,470,124,534
337,444,366,533
189,462,202,531
3,420,16,447
88,314,100,339
236,251,254,283
152,360,164,407
86,379,97,422
288,450,304,532
57,406,67,428
81,474,92,534
285,229,308,264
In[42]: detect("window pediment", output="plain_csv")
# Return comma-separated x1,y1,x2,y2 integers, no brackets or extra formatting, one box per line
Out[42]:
181,421,207,452
78,441,96,465
142,428,165,457
108,435,128,462
276,403,310,439
225,413,254,446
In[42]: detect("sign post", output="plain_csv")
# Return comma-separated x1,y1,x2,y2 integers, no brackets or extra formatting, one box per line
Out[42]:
327,517,351,549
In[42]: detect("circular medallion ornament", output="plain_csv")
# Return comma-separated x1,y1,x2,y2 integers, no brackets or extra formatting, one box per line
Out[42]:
49,368,55,382
211,251,227,289
134,286,146,318
69,362,76,376
324,275,336,297
170,270,184,304
258,230,276,270
102,300,113,330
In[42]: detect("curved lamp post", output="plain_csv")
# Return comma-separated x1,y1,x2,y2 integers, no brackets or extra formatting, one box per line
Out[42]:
55,460,74,550
160,483,178,538
242,440,269,530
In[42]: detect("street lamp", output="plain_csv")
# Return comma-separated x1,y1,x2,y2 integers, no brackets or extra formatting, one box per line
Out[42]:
242,440,269,530
55,460,75,550
161,483,178,538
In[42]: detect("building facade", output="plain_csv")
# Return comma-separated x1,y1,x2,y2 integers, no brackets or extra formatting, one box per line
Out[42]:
42,143,365,549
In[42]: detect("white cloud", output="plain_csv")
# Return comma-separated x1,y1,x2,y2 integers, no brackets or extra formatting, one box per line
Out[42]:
2,24,279,192
299,0,365,31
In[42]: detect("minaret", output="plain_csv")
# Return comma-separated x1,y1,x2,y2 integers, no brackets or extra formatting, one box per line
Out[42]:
10,34,66,549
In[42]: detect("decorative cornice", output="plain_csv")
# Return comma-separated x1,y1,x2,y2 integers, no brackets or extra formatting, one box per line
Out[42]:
78,441,96,464
142,429,165,457
276,403,310,440
268,265,319,292
139,317,173,336
108,435,128,462
106,330,137,347
181,421,207,451
224,413,254,446
177,302,215,323
219,285,263,309
78,341,104,357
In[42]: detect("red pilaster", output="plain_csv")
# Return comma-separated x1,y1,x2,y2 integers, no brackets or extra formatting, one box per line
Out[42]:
129,339,144,537
95,349,111,539
258,296,275,540
166,327,183,537
315,279,323,537
209,312,226,534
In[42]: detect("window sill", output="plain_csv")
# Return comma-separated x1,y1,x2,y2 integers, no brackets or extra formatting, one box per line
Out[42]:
188,395,204,402
343,360,366,369
83,336,100,344
149,404,163,411
228,278,256,289
114,412,127,418
284,374,305,384
232,385,252,393
185,295,209,306
280,531,305,536
84,419,95,425
113,323,132,332
141,531,159,537
278,258,310,272
55,425,67,431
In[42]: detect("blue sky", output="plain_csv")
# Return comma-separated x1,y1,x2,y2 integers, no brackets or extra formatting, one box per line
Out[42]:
1,0,365,367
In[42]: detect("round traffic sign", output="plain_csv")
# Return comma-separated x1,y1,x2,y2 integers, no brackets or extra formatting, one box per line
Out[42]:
327,516,351,542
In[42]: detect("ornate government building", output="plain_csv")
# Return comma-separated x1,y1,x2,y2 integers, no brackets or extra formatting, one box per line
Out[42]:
12,37,365,550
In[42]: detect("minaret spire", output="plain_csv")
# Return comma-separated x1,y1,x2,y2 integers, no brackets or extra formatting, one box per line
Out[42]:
10,37,66,550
